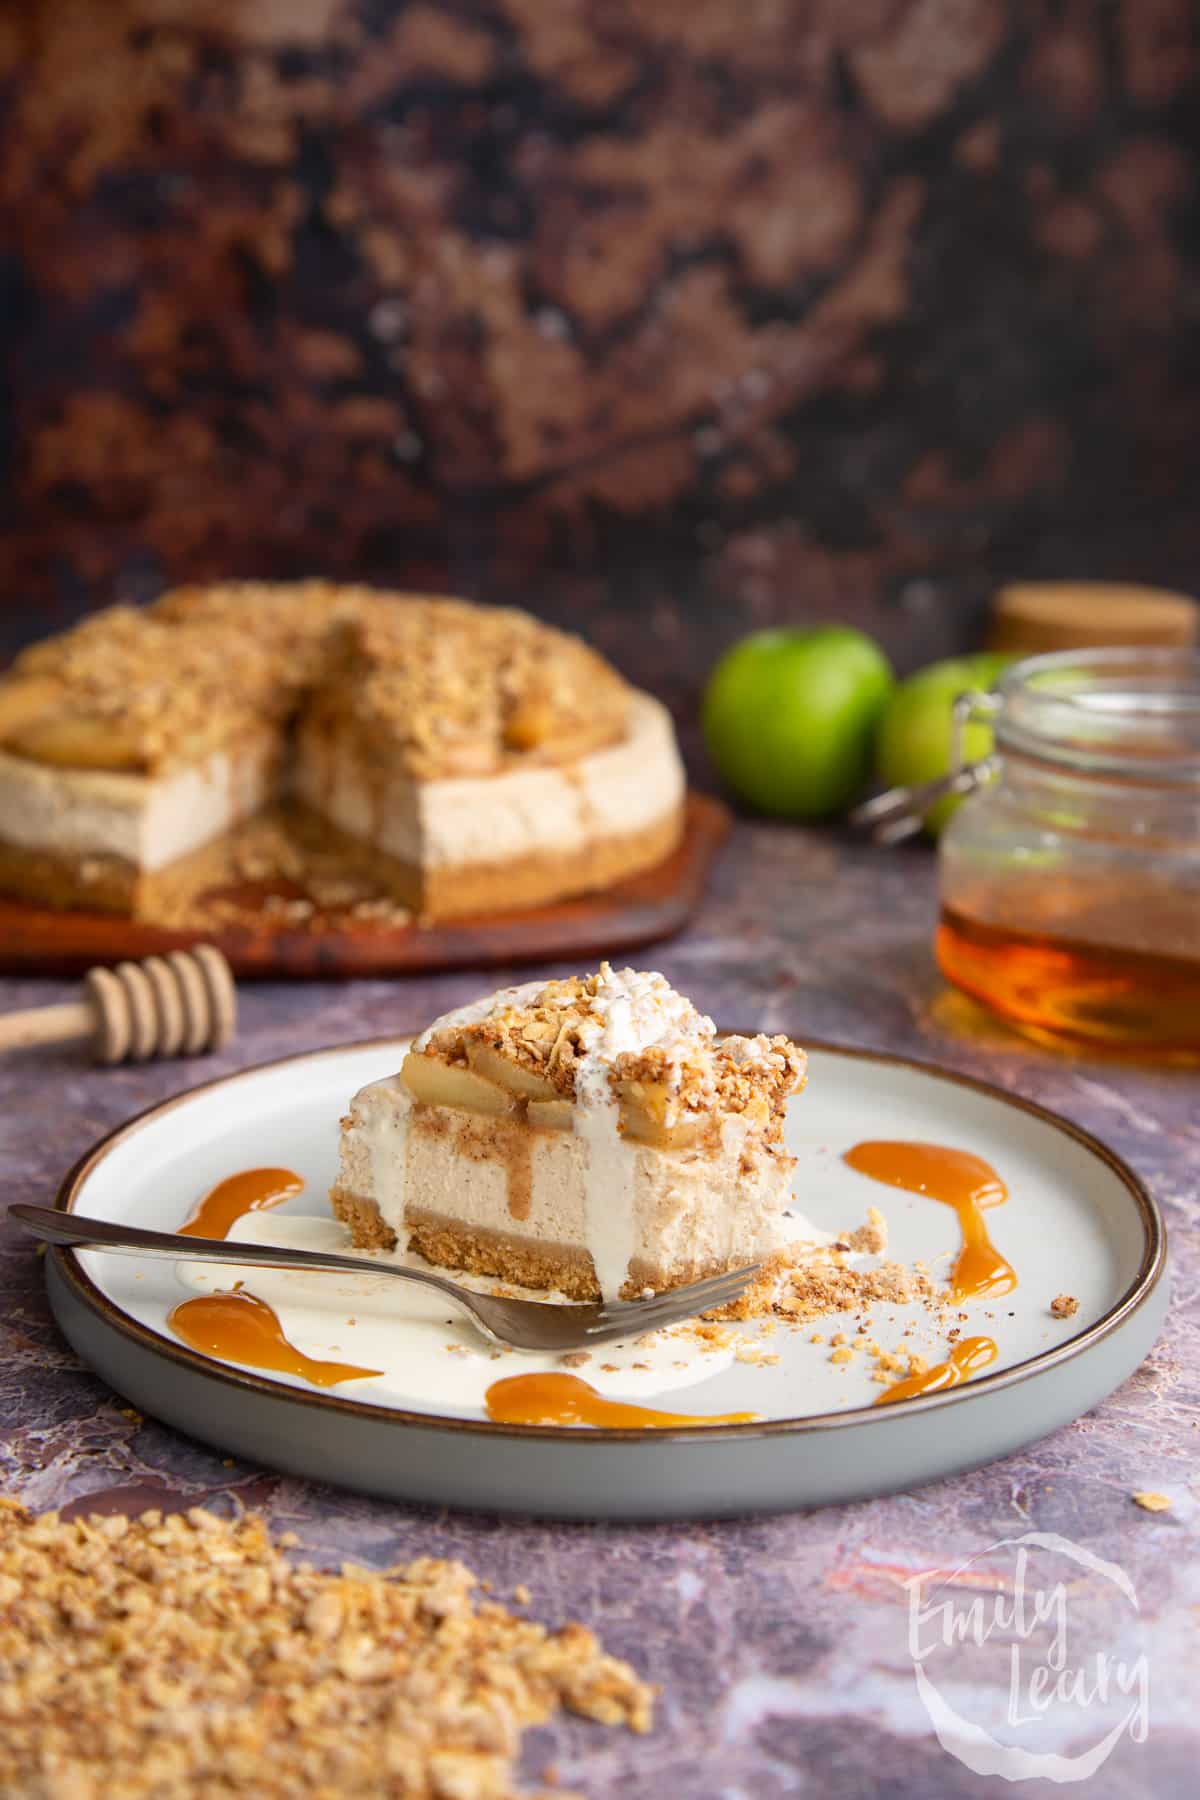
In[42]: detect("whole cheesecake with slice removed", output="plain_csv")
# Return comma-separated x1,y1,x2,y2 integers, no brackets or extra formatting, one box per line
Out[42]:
0,583,686,919
331,965,811,1301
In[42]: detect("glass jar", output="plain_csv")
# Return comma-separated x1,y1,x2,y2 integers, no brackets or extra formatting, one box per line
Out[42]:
937,648,1200,1052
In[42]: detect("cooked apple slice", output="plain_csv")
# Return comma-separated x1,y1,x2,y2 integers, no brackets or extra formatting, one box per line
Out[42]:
9,710,147,772
616,1077,674,1128
502,696,554,751
0,677,69,746
616,1081,711,1149
527,1098,574,1131
465,1041,558,1100
400,1051,514,1115
619,1107,711,1150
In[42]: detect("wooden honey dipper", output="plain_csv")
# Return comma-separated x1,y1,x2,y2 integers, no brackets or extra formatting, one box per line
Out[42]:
0,946,236,1064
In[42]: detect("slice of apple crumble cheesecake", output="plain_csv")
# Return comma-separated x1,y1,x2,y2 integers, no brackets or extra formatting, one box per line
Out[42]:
332,964,810,1300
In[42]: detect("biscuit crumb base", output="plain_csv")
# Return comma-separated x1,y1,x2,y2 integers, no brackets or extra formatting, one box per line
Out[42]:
0,1497,652,1799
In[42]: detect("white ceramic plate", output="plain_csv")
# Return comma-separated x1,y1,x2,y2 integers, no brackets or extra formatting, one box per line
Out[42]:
45,1039,1167,1519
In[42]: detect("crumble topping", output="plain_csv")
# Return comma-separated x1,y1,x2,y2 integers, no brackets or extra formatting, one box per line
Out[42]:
1,607,292,772
1049,1292,1079,1319
0,1498,653,1799
416,964,806,1139
1,584,632,781
155,577,373,626
154,577,379,677
303,601,631,779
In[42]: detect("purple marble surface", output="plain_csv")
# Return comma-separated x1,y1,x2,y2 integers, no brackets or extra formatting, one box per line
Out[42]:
1,825,1196,1796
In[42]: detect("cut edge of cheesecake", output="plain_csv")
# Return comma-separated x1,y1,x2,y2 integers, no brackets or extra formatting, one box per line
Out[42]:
331,966,814,1301
0,732,284,914
293,690,685,918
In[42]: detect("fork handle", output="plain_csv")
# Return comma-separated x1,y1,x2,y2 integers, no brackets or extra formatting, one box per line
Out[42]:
7,1203,468,1304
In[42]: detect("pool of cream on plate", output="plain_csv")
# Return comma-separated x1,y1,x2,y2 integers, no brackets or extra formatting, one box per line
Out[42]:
174,1212,740,1411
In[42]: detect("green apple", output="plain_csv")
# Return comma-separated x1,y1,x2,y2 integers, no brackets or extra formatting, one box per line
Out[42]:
876,653,1014,835
702,626,895,817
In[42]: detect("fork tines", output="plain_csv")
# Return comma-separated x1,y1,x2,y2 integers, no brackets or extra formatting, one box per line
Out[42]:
586,1263,762,1334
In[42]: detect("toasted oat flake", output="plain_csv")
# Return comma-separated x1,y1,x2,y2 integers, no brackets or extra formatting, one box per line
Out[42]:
1131,1491,1171,1513
0,1497,652,1798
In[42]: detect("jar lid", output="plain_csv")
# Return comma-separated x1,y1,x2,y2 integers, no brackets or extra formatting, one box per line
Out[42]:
987,582,1198,655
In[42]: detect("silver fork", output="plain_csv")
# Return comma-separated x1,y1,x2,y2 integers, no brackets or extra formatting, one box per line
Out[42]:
9,1205,762,1353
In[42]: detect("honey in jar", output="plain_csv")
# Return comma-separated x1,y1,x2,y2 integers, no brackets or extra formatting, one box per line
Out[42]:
937,649,1200,1052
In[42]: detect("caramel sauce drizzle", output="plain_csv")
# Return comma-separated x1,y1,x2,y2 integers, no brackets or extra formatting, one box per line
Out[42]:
484,1371,758,1429
445,1110,533,1222
843,1140,1017,1300
506,1129,533,1221
168,1291,382,1388
875,1335,998,1405
179,1167,304,1240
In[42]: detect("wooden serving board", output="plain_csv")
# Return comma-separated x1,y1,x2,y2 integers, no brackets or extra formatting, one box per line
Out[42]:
0,792,729,978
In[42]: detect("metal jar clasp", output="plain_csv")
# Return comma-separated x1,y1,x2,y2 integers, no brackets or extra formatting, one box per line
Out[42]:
850,689,1001,844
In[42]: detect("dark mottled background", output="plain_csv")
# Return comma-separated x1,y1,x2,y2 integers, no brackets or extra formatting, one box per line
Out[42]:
2,0,1200,700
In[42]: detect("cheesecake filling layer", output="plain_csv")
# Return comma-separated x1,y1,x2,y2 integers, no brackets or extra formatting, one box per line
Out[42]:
334,1093,804,1298
0,734,281,871
293,692,684,873
337,1074,414,1250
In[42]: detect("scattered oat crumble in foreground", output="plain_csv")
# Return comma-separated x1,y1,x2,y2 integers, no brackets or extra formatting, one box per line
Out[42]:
1050,1293,1079,1319
0,1498,652,1799
1131,1491,1172,1513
